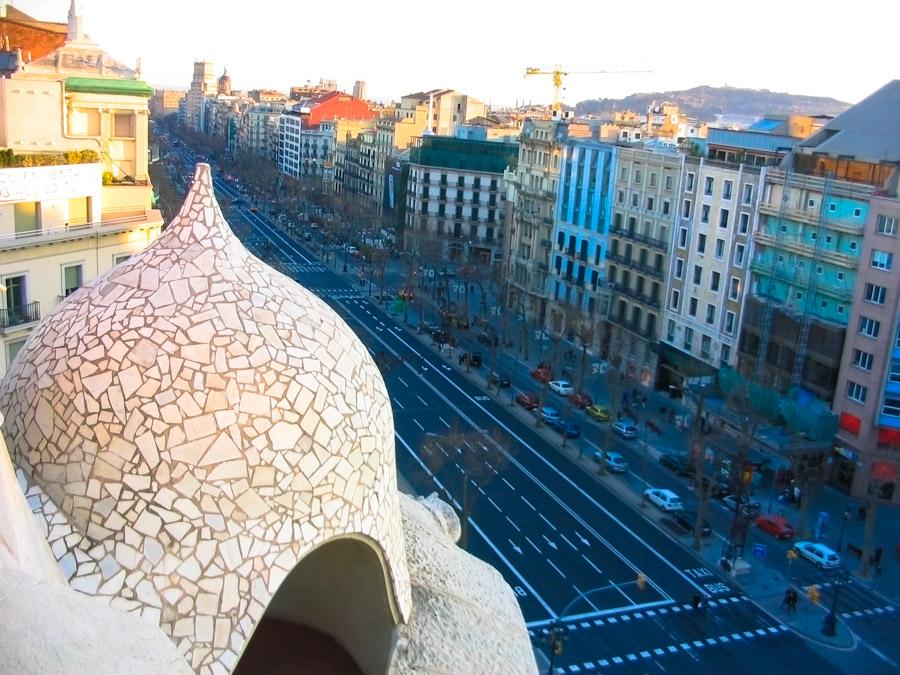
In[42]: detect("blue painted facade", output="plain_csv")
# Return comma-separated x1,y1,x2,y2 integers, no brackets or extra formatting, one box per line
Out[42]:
550,140,617,313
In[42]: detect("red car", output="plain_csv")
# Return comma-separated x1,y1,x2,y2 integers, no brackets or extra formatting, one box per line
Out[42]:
515,392,540,411
755,514,794,540
571,392,593,408
531,367,552,383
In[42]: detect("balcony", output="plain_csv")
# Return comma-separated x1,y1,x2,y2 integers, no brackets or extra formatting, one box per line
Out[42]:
754,231,857,269
0,301,40,332
750,258,853,301
610,225,667,250
0,213,162,253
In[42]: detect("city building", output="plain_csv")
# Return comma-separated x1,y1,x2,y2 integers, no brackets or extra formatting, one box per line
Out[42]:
217,67,231,95
406,135,518,264
289,78,337,100
545,137,617,346
149,88,185,118
505,118,591,326
0,0,162,378
400,89,486,137
0,2,66,61
658,157,762,388
276,108,333,179
606,146,684,385
353,79,367,101
184,60,216,132
237,99,286,160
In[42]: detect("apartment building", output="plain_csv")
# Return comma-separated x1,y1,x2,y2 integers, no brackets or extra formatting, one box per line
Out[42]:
400,90,486,137
659,157,761,388
606,146,683,385
185,60,216,132
544,138,616,344
277,109,334,179
0,6,162,377
150,89,186,119
405,136,517,265
505,119,591,326
238,100,286,160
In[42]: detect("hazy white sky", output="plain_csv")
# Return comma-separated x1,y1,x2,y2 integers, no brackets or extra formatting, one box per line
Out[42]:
14,0,898,106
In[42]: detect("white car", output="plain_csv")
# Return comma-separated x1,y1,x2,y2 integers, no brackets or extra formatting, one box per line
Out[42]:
548,380,575,396
644,488,683,511
793,541,840,569
612,420,639,439
604,451,629,473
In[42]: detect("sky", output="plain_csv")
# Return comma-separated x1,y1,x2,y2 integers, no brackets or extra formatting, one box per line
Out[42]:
13,0,898,107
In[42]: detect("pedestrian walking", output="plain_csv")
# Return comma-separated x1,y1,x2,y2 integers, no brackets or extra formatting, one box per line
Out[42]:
692,592,702,612
789,588,797,612
781,587,792,610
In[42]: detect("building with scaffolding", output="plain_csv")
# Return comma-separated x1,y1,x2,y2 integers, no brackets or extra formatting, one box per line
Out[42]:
738,80,900,503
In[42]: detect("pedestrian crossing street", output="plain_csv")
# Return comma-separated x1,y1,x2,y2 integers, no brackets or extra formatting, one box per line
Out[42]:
305,287,364,300
280,261,330,274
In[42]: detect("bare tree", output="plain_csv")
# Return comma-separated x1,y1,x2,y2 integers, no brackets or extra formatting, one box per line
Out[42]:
418,426,512,549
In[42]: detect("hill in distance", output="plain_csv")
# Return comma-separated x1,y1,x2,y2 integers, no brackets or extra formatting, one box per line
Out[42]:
574,85,851,122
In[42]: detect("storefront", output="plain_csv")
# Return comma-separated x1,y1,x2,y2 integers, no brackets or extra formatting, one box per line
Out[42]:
829,444,858,493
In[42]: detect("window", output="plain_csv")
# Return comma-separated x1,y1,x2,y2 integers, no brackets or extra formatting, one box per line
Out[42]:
634,169,642,184
5,338,26,368
682,199,692,219
689,297,698,317
890,363,900,383
858,316,881,338
646,197,654,211
70,107,100,136
662,200,671,215
113,253,131,266
674,257,684,278
631,193,639,207
846,381,867,404
852,349,874,371
697,234,707,254
686,173,695,192
872,249,893,270
670,289,680,309
719,209,729,228
693,265,702,285
704,176,714,195
649,173,657,187
828,203,836,212
715,238,725,258
678,228,688,248
864,283,887,304
723,180,733,200
876,215,896,236
729,277,740,300
700,204,710,223
705,304,716,324
113,113,135,138
724,311,735,334
721,345,731,364
711,271,721,291
667,319,676,342
742,184,753,205
883,398,900,417
14,202,39,236
684,327,694,349
62,264,83,297
620,167,628,180
665,175,673,190
734,244,745,266
739,212,749,234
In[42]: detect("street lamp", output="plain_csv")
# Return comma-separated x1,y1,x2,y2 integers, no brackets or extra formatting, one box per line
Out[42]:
822,566,849,637
835,504,852,554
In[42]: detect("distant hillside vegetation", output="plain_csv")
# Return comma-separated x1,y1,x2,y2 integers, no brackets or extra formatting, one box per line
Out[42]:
574,85,851,121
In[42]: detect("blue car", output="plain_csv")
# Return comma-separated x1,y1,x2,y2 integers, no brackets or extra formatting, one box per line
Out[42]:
548,418,581,438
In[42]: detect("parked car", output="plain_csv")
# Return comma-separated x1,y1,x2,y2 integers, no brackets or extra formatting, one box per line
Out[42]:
477,331,499,347
571,392,593,408
755,514,795,540
488,371,511,388
659,453,693,477
722,494,762,517
531,367,552,383
644,488,683,512
515,392,540,411
539,407,560,423
585,404,611,421
459,352,483,368
548,418,581,438
672,510,712,537
602,451,629,473
794,541,840,569
549,380,575,396
698,475,732,499
249,205,259,212
612,420,638,439
432,330,453,345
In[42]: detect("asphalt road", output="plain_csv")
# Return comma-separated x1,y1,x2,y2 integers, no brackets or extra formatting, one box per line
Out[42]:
200,175,861,674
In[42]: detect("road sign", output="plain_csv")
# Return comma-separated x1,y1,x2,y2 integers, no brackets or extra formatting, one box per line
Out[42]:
752,543,768,558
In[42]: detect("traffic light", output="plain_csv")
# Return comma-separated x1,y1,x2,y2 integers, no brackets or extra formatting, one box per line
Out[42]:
636,573,646,591
807,584,821,605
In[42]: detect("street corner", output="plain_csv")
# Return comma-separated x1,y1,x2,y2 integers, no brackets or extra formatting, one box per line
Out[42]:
754,590,857,649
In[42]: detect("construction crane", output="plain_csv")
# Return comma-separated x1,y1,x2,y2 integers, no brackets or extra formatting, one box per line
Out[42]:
524,65,651,112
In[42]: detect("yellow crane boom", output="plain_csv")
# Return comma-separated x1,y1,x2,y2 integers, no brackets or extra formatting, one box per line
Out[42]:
525,65,651,112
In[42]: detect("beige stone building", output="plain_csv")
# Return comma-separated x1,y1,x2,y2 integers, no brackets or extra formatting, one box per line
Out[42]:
606,146,683,385
150,89,186,119
659,157,762,387
0,6,162,378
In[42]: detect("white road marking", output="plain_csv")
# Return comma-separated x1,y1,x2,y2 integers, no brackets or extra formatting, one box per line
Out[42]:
560,533,578,551
547,560,566,579
542,535,558,550
416,394,428,406
539,513,555,529
581,554,603,576
413,419,424,431
521,496,536,510
397,377,409,388
393,399,404,409
525,537,542,554
488,497,502,512
505,515,521,531
501,477,515,490
439,416,451,428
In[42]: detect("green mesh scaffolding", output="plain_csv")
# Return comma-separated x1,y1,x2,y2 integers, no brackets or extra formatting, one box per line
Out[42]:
716,368,837,443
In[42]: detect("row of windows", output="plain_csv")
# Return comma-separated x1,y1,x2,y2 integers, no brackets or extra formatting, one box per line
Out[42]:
618,167,676,191
417,172,499,190
665,319,734,364
681,199,752,234
847,385,900,418
684,174,754,205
